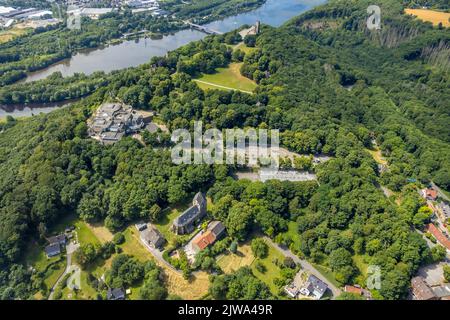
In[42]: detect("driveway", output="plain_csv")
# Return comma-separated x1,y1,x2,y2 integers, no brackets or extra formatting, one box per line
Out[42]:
48,241,79,300
264,236,342,299
139,236,180,273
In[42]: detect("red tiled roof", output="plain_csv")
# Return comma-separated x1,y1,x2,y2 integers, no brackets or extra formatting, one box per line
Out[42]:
426,189,438,200
193,231,216,251
344,285,363,295
426,224,450,250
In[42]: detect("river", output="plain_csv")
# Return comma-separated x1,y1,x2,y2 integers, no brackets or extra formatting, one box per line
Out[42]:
1,0,326,118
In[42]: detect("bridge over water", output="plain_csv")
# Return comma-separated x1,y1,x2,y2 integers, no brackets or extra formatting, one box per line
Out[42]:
184,21,223,35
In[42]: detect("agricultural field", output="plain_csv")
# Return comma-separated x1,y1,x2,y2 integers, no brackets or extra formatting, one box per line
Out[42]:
0,27,30,43
194,63,257,93
405,9,450,27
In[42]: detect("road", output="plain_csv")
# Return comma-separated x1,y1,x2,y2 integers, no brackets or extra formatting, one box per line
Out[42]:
264,236,342,298
48,241,79,300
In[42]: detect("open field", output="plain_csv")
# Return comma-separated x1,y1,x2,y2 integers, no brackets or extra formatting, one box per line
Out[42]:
0,27,30,43
217,243,255,273
233,42,256,54
194,63,257,93
86,223,113,243
405,9,450,27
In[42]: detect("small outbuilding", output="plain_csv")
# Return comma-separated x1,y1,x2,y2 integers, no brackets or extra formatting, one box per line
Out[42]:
107,288,125,300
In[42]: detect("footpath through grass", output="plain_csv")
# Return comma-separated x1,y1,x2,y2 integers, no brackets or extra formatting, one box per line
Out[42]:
195,63,257,93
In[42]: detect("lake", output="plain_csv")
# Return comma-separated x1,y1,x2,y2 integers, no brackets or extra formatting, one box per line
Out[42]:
23,0,326,82
2,0,326,117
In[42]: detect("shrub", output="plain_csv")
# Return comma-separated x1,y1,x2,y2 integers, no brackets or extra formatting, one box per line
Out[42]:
255,261,267,273
251,238,268,259
113,232,125,245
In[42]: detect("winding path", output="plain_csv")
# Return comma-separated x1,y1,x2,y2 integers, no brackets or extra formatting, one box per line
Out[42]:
193,79,254,94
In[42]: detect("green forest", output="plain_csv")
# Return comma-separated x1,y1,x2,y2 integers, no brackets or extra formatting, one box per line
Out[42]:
0,0,449,300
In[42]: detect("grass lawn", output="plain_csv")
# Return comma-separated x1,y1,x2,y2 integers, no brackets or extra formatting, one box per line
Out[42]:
153,204,193,245
217,243,255,273
366,147,387,165
0,115,28,123
194,63,257,93
250,239,285,296
311,263,342,289
86,222,113,243
43,261,66,290
284,221,302,252
60,271,98,300
234,42,256,54
21,238,66,296
51,213,102,244
405,9,450,27
352,254,370,285
75,220,102,246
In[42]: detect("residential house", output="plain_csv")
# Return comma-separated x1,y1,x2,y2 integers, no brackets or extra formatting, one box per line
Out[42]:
284,283,299,298
192,221,226,253
300,275,328,300
172,192,207,235
426,223,450,250
44,234,67,258
107,288,125,300
421,188,438,201
140,225,165,249
45,243,61,258
48,234,67,246
344,285,372,300
411,276,438,300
